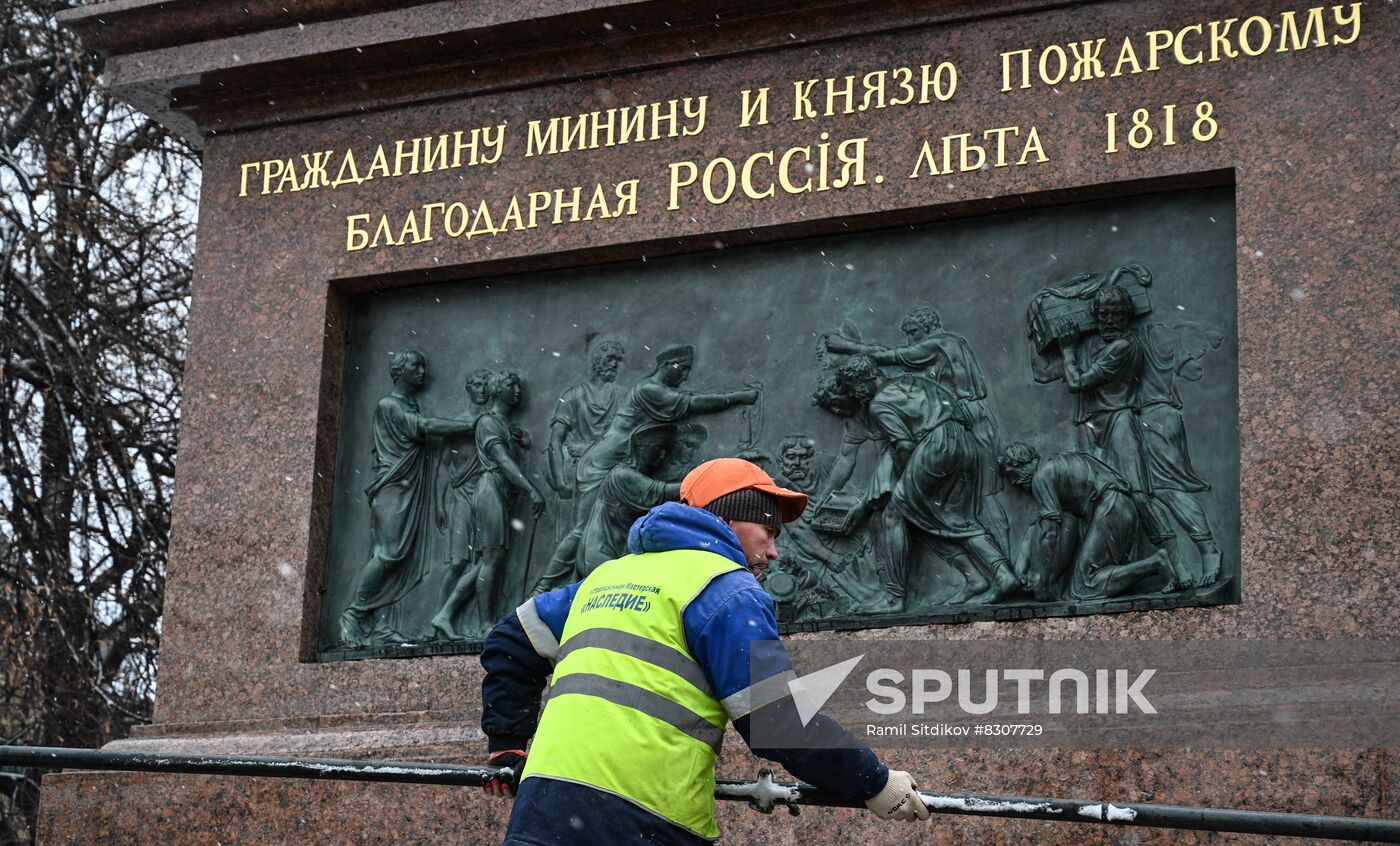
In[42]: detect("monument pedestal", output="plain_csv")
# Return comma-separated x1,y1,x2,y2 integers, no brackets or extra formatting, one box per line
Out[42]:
42,0,1399,841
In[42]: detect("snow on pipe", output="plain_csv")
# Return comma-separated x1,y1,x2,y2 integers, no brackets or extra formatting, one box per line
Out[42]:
4,747,1399,842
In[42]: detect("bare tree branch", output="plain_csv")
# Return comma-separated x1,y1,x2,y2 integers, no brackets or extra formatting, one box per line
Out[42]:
1,4,197,842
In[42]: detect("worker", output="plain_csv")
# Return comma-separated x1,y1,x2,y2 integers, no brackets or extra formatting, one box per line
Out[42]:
479,457,930,844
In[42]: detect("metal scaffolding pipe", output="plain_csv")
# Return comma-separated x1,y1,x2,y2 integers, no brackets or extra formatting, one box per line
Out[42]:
0,746,501,787
5,746,1398,842
715,771,1400,842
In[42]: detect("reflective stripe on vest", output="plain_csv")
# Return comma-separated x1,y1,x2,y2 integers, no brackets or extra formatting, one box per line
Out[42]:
547,674,725,751
521,549,741,840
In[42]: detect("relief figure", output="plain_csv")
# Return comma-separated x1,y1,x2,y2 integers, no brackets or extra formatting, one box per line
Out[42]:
547,339,625,500
1050,284,1193,588
657,422,710,483
810,379,899,610
431,370,546,639
765,432,888,619
811,378,895,521
997,442,1177,600
340,350,475,647
768,435,845,581
577,423,684,577
824,306,1009,550
833,355,1021,609
437,368,493,613
774,433,831,494
531,344,758,593
1138,322,1224,586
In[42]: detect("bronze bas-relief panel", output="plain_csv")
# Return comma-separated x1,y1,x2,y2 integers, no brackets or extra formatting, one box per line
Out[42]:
318,186,1239,661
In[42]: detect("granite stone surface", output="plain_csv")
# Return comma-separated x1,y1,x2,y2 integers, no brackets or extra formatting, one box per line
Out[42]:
38,0,1399,842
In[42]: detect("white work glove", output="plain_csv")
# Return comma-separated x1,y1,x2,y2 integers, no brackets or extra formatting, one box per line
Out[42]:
865,770,931,821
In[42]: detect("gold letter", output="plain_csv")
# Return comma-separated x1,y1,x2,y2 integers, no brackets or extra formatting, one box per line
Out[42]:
1332,3,1362,45
702,157,737,205
859,70,887,111
274,157,301,193
239,161,261,197
526,119,557,157
825,75,856,116
528,191,552,228
1208,18,1240,62
364,145,391,180
345,213,370,251
983,126,1019,167
393,137,422,176
398,208,423,244
953,133,984,172
467,200,498,237
500,195,527,231
1175,24,1204,64
444,202,470,237
778,146,813,193
908,139,941,178
652,100,680,139
919,62,957,103
584,184,611,220
300,151,333,190
617,106,646,144
613,179,639,217
422,134,450,172
1069,39,1106,81
792,80,818,120
740,87,770,127
1038,45,1068,85
1278,9,1319,52
1111,36,1143,76
1238,16,1272,55
890,66,915,104
1000,49,1033,91
1144,29,1174,71
667,161,698,210
682,96,708,137
451,129,478,168
741,151,776,199
559,114,587,153
591,109,617,149
833,137,867,188
260,158,284,195
553,186,583,224
1019,126,1049,164
331,150,363,188
421,202,445,240
369,214,395,249
480,124,506,165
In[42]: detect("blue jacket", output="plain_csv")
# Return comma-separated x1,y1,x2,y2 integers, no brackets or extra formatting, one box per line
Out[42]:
481,502,888,845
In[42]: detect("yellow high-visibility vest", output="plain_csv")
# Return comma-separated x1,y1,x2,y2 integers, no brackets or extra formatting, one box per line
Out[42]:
521,549,741,839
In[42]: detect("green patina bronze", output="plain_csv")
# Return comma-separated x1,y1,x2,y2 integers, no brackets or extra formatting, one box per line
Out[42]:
318,186,1239,661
